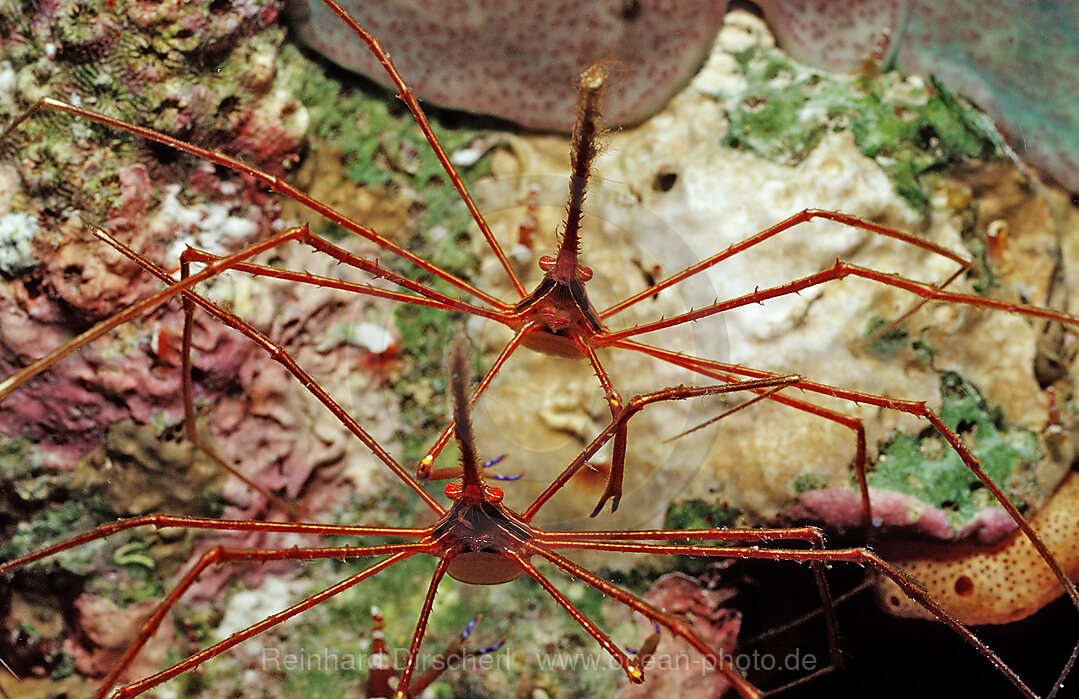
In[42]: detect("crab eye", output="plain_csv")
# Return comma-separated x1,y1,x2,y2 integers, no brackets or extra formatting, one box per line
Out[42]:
443,482,504,503
578,265,593,282
538,255,556,271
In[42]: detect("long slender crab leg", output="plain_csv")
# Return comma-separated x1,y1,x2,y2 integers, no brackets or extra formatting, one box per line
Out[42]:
523,375,802,520
113,549,430,699
180,250,502,320
0,515,431,576
510,551,648,684
533,536,1038,699
392,556,453,699
538,523,843,670
602,259,1078,342
598,208,971,321
0,226,308,401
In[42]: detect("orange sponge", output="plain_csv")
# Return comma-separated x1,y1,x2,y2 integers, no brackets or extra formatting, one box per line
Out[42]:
875,472,1079,625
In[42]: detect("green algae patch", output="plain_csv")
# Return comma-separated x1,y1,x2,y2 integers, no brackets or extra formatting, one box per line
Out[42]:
0,422,227,613
717,44,1002,213
792,472,830,495
657,500,745,577
280,43,494,202
664,499,740,531
0,440,111,575
0,437,49,500
868,372,1041,527
0,498,110,576
863,316,911,359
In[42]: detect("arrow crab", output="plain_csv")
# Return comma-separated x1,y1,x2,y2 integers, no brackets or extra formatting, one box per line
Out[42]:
1,1,1078,696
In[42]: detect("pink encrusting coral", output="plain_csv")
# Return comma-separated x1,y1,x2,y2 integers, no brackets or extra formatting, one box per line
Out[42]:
774,487,1020,544
0,163,259,464
618,572,741,699
290,0,1079,192
0,0,309,465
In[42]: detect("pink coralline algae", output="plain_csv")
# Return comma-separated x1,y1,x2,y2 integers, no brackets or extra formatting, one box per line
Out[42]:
0,0,308,465
774,486,1020,544
290,0,1079,192
618,572,740,699
0,164,258,464
64,594,175,685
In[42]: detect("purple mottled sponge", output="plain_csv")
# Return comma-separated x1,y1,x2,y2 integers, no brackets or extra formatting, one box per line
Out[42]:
287,0,727,131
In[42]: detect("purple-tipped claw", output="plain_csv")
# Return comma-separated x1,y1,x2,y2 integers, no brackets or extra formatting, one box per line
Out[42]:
460,614,480,641
483,454,522,481
458,614,506,655
626,621,662,654
476,637,507,655
481,455,507,469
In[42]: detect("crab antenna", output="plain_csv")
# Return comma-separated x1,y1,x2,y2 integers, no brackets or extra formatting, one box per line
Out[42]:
450,343,485,499
554,61,608,281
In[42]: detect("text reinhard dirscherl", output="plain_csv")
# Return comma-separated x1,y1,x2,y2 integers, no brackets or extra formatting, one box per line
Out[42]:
260,645,818,676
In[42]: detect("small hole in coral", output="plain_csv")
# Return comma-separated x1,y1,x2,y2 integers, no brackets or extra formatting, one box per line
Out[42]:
888,594,901,608
22,275,44,298
619,0,642,21
218,96,240,117
954,575,975,596
652,170,678,192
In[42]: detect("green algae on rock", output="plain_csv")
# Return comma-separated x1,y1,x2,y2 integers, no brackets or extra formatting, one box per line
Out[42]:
718,42,1002,213
871,374,1043,526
